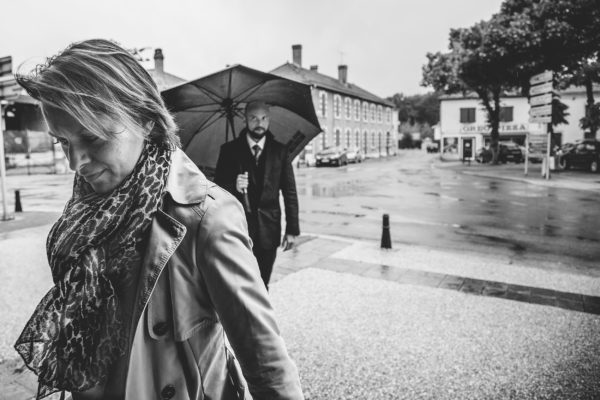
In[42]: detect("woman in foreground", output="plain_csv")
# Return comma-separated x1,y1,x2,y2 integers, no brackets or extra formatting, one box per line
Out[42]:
14,39,303,400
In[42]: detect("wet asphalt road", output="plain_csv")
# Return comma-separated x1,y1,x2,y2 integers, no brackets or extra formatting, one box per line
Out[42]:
295,151,600,277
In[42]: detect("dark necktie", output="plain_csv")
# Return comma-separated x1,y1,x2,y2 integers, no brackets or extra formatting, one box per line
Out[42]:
253,144,261,165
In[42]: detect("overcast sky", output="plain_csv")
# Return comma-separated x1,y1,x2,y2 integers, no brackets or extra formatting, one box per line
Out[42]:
1,0,505,97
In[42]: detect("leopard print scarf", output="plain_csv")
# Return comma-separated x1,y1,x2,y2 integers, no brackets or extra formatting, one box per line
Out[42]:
14,141,171,399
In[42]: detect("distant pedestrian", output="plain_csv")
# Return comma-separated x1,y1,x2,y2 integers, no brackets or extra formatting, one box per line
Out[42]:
215,101,300,289
14,39,303,400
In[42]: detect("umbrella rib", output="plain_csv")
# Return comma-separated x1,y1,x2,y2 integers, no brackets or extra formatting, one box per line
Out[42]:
181,111,222,149
193,85,225,104
227,69,233,99
236,80,270,104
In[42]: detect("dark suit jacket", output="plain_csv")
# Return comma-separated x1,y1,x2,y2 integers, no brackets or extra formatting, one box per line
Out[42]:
214,130,300,249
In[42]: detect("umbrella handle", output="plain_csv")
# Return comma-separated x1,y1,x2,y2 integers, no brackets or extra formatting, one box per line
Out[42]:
241,188,252,213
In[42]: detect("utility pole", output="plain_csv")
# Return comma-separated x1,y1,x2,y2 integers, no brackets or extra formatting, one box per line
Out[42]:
0,100,14,221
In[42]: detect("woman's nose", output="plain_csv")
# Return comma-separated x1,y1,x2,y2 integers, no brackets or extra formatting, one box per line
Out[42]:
67,143,91,172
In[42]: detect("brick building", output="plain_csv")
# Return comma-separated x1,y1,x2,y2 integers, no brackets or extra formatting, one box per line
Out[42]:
271,45,398,162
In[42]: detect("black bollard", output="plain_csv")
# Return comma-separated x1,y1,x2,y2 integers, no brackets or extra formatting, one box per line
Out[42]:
381,214,392,249
15,190,23,212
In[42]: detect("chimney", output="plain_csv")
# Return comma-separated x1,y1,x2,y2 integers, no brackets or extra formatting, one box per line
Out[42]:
154,48,164,74
310,65,318,71
338,64,348,84
292,44,302,67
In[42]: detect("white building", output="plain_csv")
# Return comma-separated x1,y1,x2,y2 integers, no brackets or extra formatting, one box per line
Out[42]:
439,87,600,160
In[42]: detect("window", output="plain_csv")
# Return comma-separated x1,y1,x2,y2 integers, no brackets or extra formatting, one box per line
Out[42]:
363,130,369,152
459,108,476,123
344,97,351,119
354,100,361,121
321,127,327,148
334,95,342,119
319,91,327,117
371,130,376,146
499,106,514,122
335,128,341,146
355,129,361,148
377,105,383,122
345,128,352,148
363,102,369,121
370,104,376,122
386,108,392,123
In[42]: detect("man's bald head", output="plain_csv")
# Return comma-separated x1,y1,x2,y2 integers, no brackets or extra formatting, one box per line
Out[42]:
245,101,271,140
244,101,271,116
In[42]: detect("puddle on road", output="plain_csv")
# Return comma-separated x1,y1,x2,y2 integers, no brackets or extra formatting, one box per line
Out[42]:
539,224,560,237
309,210,366,218
297,181,365,197
424,192,464,202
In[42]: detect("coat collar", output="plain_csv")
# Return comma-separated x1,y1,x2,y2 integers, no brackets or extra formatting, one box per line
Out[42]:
165,148,208,205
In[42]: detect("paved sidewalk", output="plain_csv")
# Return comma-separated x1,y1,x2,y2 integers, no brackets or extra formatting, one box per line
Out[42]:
2,223,600,398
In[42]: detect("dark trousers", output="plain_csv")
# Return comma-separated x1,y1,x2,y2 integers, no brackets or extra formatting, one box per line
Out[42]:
252,246,277,289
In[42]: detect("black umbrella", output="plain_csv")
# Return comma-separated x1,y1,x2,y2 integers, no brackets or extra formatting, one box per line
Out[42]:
162,64,322,179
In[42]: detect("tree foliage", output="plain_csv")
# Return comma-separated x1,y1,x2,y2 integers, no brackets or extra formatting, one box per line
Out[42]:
422,0,600,159
387,92,440,126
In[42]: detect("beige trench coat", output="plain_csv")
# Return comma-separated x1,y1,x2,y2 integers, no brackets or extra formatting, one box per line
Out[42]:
122,149,303,400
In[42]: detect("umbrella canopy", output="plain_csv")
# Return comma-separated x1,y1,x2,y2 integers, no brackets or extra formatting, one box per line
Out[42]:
161,64,322,178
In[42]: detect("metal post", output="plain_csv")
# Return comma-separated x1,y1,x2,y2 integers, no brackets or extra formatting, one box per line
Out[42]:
0,101,14,221
545,123,552,180
524,133,529,176
381,214,392,249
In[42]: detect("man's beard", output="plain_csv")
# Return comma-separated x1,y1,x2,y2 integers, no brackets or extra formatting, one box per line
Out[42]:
248,128,266,140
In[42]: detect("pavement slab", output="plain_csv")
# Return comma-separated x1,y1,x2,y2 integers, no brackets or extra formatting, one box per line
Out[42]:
331,241,600,296
271,268,600,400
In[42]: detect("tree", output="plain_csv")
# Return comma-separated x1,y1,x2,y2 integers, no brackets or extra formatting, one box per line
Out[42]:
423,0,600,165
387,92,440,126
499,0,600,138
423,16,527,163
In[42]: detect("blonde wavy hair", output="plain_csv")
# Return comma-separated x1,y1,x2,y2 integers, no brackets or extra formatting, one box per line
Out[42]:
16,39,180,149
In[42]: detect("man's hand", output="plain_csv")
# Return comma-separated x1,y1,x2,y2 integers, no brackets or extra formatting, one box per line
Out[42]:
236,172,249,194
282,234,297,251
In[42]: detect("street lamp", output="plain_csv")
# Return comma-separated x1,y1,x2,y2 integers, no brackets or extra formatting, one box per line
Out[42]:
0,99,14,221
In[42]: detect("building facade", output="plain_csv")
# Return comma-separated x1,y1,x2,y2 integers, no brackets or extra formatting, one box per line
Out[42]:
1,50,185,169
439,87,600,160
271,45,398,162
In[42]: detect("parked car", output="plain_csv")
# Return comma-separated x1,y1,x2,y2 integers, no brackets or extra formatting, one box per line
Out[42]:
315,147,348,167
476,142,524,163
559,139,600,172
346,147,364,163
425,142,439,153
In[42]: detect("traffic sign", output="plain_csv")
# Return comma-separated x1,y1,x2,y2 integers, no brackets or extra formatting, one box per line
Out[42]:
529,105,552,117
529,115,551,123
529,70,552,85
530,82,553,96
529,93,552,107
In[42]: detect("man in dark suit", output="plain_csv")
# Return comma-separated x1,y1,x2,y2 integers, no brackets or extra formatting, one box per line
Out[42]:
215,101,299,289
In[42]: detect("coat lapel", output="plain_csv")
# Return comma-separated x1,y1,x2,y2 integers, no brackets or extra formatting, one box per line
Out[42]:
132,210,187,334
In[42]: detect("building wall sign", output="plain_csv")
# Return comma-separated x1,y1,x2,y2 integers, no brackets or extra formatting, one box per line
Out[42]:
460,123,528,134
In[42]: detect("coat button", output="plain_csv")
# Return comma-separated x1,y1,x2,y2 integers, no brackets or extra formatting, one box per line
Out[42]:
153,322,169,336
161,384,176,399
